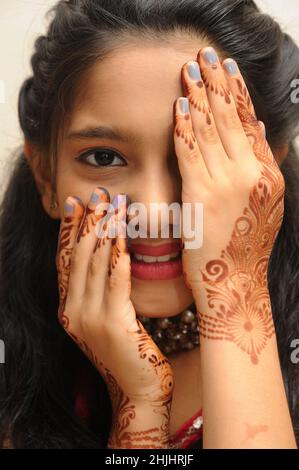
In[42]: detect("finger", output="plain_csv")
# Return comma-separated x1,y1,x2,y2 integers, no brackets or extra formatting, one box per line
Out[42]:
174,97,211,182
85,194,129,303
181,59,232,173
56,196,84,325
258,121,266,138
196,47,254,162
222,58,274,165
67,187,111,303
106,195,133,322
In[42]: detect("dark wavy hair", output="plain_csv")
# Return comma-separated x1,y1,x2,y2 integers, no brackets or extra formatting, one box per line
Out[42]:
0,0,299,448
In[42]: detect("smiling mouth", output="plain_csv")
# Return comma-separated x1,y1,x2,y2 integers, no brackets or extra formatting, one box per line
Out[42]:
130,251,182,263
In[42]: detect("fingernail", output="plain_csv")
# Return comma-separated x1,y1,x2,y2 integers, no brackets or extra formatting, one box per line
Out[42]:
259,121,266,137
64,199,74,214
188,61,201,81
71,196,84,209
96,186,110,201
90,191,100,203
179,98,189,114
111,194,130,209
122,193,131,209
203,47,219,65
223,59,238,76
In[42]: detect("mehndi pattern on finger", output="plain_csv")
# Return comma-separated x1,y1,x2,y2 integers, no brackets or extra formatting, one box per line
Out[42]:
183,73,213,125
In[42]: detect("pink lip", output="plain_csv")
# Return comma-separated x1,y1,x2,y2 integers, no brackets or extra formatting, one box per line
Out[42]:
129,241,183,280
129,242,182,257
131,258,183,280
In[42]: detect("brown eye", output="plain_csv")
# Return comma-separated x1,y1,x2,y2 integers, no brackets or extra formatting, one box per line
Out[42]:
76,149,126,168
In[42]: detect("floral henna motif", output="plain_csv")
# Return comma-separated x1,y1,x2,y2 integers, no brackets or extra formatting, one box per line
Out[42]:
234,78,257,122
202,68,232,105
175,113,197,151
129,319,174,407
183,78,213,125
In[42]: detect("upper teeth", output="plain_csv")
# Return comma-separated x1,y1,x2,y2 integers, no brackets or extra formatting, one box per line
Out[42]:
132,252,180,263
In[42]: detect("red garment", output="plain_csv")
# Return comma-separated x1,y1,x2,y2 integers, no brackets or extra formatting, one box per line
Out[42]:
169,408,203,449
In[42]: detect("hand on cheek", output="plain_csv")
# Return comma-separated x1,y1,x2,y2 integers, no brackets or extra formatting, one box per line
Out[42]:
55,188,174,447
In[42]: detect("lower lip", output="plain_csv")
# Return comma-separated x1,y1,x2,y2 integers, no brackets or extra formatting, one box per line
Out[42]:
130,254,183,280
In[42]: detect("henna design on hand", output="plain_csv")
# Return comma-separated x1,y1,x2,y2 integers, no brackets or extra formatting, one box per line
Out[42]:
198,172,283,364
175,113,197,151
178,57,285,364
132,319,174,403
202,73,232,105
182,77,212,125
56,193,173,448
77,191,109,243
200,82,284,363
104,364,170,448
56,199,84,328
57,192,109,351
104,319,173,448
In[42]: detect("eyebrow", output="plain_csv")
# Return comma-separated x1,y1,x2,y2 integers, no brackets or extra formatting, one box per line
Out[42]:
66,125,135,144
66,123,175,145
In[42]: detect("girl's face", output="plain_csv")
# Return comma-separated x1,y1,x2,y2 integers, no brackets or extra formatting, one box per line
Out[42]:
56,41,202,318
49,40,287,318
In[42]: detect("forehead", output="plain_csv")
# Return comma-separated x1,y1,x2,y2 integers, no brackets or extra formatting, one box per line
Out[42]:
68,41,205,137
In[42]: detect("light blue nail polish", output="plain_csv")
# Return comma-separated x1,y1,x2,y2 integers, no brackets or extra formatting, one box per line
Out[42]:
112,194,128,209
224,60,238,75
111,194,120,208
180,98,189,114
72,196,84,209
188,62,201,81
64,201,74,214
90,192,100,203
96,186,110,200
204,47,218,65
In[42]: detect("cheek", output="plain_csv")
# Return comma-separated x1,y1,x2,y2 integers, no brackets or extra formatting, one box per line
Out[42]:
55,163,88,216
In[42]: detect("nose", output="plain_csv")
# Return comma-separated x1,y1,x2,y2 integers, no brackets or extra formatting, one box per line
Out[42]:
127,162,182,239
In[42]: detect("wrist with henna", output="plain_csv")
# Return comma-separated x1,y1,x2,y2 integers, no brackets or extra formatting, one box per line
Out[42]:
103,366,172,449
192,135,284,365
195,269,274,365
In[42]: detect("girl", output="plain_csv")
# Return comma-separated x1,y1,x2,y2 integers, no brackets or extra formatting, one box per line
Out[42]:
0,0,299,448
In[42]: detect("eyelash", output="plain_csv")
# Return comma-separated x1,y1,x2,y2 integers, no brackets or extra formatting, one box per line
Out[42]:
75,148,127,168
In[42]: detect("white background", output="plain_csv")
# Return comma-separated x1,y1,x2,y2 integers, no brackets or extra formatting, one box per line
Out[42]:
0,0,299,198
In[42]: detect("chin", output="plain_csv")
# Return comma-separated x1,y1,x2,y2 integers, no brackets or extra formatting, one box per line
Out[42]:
130,275,195,318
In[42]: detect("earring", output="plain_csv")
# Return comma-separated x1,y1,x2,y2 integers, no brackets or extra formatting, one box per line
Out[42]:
50,195,58,211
